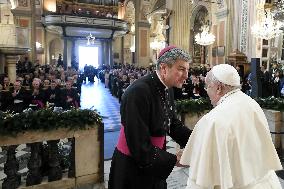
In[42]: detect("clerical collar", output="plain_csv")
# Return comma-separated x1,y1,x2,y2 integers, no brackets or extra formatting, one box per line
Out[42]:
155,71,168,89
216,88,240,106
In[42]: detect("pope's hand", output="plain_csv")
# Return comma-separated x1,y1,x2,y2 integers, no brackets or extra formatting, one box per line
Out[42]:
175,150,189,167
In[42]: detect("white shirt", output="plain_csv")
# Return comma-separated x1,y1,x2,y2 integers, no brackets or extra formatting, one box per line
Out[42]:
180,90,282,189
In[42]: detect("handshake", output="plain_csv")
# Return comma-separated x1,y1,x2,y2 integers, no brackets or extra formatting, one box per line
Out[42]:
175,149,189,168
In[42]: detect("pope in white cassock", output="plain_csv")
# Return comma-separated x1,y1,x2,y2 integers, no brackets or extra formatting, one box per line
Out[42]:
180,64,283,189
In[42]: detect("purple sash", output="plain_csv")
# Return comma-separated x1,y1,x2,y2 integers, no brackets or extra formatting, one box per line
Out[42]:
116,125,165,156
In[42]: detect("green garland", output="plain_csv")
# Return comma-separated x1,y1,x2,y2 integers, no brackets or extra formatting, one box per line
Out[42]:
175,97,284,115
175,98,212,115
254,97,284,111
0,108,103,136
2,97,281,136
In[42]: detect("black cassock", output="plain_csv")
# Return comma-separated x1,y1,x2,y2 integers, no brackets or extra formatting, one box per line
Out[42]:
108,72,191,189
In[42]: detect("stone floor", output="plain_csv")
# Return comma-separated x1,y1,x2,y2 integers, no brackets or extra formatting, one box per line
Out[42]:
1,78,284,189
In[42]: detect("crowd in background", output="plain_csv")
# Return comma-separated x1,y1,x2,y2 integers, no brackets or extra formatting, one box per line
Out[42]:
99,62,284,103
2,56,284,114
98,63,210,103
0,56,81,113
256,64,284,98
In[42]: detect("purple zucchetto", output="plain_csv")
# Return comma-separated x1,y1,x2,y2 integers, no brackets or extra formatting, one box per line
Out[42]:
158,45,177,59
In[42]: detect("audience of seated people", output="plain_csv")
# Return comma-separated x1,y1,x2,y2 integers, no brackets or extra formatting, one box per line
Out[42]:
3,57,284,114
0,62,82,113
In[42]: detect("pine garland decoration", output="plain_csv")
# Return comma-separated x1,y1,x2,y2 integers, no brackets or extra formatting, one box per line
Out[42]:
0,108,103,136
175,98,212,115
254,97,284,111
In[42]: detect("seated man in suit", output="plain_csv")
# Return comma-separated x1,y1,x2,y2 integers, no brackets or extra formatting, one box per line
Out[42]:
45,81,61,107
8,81,28,113
61,80,79,109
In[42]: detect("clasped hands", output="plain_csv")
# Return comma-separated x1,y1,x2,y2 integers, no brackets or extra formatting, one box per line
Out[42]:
175,149,189,168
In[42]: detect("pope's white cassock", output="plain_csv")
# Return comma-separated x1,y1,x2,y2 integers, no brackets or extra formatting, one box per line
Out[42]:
180,89,282,189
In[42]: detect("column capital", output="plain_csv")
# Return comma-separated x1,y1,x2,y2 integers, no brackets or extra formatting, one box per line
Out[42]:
5,55,19,64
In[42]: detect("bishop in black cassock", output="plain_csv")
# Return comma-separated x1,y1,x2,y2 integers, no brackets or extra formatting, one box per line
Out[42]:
108,46,192,189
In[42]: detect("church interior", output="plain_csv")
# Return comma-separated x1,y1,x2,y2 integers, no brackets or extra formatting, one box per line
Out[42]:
1,0,284,188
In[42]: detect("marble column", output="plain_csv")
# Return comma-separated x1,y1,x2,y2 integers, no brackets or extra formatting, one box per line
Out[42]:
71,39,77,69
101,41,105,66
105,41,110,66
6,55,18,83
30,0,37,64
121,36,124,65
71,39,76,57
172,0,190,50
134,1,151,67
134,0,139,65
63,38,68,69
1,47,29,81
109,40,113,67
0,54,5,74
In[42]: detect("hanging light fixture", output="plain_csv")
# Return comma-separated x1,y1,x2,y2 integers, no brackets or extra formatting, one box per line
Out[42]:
86,33,95,45
36,42,42,49
189,0,221,5
251,8,283,40
195,25,215,46
150,39,166,50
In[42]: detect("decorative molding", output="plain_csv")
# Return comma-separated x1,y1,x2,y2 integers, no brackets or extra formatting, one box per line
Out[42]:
46,25,63,35
215,9,229,19
240,0,248,53
44,14,128,31
137,21,151,28
11,8,32,16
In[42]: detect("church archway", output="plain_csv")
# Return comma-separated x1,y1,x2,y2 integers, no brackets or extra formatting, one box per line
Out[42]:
49,38,63,66
190,5,210,65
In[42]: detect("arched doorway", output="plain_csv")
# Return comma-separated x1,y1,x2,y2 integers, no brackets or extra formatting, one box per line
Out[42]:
191,6,209,65
49,38,63,66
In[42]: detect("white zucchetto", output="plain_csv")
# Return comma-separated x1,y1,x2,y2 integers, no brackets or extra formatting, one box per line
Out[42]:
212,64,241,87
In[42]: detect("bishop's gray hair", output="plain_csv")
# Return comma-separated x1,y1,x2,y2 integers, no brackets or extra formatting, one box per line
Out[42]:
156,48,191,70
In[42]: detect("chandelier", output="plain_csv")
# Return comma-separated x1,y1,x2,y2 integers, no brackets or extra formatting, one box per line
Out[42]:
150,39,166,50
86,33,95,45
251,8,283,40
188,0,221,4
194,25,215,46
